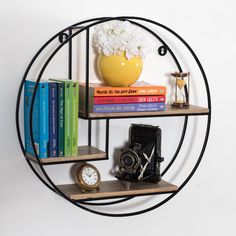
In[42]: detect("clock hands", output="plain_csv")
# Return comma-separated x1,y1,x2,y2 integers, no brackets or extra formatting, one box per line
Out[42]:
86,169,95,178
76,163,101,192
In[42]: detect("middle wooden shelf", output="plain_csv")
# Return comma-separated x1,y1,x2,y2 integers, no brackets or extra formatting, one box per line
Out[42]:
79,104,209,119
25,145,107,165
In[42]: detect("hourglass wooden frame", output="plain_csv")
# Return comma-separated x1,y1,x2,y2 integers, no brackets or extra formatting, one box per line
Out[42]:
171,72,190,109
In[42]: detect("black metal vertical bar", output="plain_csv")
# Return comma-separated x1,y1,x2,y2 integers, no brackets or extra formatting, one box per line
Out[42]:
88,120,92,146
68,28,72,80
85,28,90,117
105,119,110,156
85,28,91,145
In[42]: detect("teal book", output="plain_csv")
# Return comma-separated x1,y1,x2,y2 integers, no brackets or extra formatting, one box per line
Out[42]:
24,80,49,158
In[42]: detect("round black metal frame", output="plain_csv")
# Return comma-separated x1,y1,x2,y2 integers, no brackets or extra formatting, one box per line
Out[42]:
15,16,211,217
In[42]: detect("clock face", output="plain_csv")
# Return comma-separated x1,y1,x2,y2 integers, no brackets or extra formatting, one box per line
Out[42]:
75,163,101,191
81,166,99,186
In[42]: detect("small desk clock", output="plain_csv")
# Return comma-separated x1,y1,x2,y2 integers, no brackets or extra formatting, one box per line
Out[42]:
75,162,101,192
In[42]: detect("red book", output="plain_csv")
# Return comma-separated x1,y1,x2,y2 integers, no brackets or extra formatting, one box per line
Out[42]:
93,95,165,104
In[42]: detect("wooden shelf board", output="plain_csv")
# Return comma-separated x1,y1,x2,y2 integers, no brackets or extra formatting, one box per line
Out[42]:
57,179,178,201
79,104,209,119
26,146,107,165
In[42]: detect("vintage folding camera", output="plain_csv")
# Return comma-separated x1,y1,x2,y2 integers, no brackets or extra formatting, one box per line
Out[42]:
116,124,164,183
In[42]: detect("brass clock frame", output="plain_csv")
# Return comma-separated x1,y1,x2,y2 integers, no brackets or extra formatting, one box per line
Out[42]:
75,162,101,192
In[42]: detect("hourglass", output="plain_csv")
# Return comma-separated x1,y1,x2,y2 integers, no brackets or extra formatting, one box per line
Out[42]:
171,72,190,108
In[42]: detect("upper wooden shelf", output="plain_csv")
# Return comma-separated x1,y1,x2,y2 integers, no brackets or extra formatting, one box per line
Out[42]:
79,104,209,119
57,179,178,201
25,145,107,165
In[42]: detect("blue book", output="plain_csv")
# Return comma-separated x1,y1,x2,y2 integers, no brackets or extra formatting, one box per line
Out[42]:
49,82,58,157
24,80,49,158
93,103,165,113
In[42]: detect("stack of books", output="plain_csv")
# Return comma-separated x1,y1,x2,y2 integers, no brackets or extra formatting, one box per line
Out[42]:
79,81,166,114
24,79,79,159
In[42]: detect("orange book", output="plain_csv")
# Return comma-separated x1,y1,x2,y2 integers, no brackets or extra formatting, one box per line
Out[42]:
79,81,166,97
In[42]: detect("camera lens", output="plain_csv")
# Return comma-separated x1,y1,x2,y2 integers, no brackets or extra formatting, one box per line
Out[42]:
119,149,141,173
123,154,134,167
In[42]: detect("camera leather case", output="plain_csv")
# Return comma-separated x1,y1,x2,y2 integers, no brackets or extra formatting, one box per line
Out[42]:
116,124,164,183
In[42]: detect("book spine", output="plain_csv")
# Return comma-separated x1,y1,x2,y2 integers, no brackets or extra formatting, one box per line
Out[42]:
49,82,58,157
24,81,34,156
57,83,65,157
64,81,72,156
93,103,165,113
93,95,166,104
39,83,49,158
93,86,166,97
71,82,79,156
24,81,40,157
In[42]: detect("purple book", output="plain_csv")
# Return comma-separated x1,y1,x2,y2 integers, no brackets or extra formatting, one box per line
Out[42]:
93,103,165,113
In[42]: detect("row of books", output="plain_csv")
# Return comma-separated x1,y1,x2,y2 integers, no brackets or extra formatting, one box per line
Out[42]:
24,79,78,158
79,81,166,114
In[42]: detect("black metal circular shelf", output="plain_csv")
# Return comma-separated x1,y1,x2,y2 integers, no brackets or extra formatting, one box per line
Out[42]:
15,16,211,217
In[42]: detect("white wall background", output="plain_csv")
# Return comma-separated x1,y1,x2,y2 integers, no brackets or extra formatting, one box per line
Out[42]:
1,0,236,235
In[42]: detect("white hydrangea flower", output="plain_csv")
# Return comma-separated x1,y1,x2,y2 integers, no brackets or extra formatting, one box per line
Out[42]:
92,20,153,60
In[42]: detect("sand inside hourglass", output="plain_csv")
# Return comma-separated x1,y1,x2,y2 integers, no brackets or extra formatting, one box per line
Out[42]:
176,79,186,89
176,79,186,103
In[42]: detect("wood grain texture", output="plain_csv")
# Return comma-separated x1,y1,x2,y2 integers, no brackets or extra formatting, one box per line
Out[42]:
80,104,209,119
25,146,107,164
57,179,178,200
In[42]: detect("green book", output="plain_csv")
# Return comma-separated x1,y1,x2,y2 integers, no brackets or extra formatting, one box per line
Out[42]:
64,81,73,156
57,82,65,157
49,79,78,157
71,81,79,156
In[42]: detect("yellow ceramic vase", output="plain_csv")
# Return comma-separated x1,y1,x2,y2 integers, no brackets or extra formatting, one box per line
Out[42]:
97,53,143,87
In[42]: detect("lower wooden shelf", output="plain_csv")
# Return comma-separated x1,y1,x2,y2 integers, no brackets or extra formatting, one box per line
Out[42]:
25,145,107,165
57,179,178,201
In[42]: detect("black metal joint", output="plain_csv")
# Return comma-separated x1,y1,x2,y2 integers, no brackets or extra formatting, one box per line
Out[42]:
59,32,69,43
158,46,167,56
